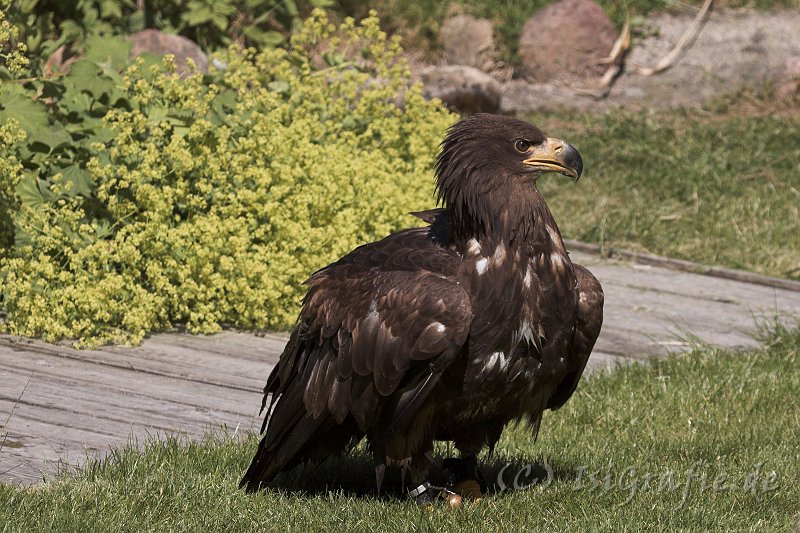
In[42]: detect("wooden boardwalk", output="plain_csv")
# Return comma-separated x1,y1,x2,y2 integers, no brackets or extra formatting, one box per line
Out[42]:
2,251,799,486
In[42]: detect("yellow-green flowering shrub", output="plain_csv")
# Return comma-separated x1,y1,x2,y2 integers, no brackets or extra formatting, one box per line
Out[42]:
0,120,25,256
0,10,28,75
0,11,28,255
0,10,455,346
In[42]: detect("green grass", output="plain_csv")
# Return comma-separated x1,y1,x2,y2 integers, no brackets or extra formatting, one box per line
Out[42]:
2,325,799,531
534,107,800,280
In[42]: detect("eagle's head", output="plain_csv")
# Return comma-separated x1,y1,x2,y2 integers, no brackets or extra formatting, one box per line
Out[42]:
434,114,583,240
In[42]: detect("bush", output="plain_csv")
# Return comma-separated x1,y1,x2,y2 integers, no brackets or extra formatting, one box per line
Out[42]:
0,10,455,346
3,0,334,62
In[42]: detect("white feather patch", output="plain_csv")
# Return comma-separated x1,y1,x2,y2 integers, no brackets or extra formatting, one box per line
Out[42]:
466,238,481,256
475,257,489,275
367,299,379,320
515,319,535,345
514,320,544,352
481,351,508,376
493,243,506,265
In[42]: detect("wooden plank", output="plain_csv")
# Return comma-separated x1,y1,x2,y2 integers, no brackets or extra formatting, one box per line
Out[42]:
572,251,800,357
566,240,800,292
0,364,260,435
0,344,264,484
1,448,71,486
0,333,280,392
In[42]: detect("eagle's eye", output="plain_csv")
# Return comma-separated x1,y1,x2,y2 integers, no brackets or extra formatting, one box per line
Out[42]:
514,139,531,153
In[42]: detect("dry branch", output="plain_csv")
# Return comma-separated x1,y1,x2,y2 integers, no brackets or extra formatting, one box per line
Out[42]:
575,15,631,98
635,0,714,76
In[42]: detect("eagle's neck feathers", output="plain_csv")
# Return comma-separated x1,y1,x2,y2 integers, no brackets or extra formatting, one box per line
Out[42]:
449,183,567,265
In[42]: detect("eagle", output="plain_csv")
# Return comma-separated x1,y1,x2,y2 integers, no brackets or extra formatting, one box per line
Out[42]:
241,113,604,503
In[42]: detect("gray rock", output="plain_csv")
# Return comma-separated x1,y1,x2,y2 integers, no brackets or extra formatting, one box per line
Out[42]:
418,65,502,114
518,0,616,83
127,29,208,74
440,14,495,71
500,80,592,114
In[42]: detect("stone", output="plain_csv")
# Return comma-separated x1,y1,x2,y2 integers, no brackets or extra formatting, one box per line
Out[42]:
127,29,208,74
417,65,502,114
518,0,616,83
500,80,591,114
440,14,495,71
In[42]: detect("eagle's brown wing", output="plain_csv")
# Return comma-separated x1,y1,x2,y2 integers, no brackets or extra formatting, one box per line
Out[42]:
241,226,472,491
547,264,604,410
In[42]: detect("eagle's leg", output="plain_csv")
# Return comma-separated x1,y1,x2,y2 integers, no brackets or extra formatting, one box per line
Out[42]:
406,443,447,504
443,455,484,499
448,423,502,498
398,457,412,493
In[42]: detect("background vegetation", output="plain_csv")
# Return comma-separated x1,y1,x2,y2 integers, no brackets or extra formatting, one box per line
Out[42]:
1,325,798,531
4,0,799,71
3,0,332,60
537,107,800,279
0,9,454,346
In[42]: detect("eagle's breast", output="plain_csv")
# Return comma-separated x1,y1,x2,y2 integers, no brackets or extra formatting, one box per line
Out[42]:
453,227,578,422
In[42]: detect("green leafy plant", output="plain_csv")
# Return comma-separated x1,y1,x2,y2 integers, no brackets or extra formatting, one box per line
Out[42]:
0,9,455,346
3,0,335,63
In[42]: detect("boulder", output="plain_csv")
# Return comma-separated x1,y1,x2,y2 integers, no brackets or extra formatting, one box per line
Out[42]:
127,29,208,74
518,0,616,83
440,14,495,71
418,65,502,114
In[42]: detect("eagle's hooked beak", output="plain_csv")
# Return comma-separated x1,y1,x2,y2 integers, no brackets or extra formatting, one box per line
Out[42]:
523,138,583,180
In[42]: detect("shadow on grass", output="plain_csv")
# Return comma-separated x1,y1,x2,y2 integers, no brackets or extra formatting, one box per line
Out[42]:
263,448,581,499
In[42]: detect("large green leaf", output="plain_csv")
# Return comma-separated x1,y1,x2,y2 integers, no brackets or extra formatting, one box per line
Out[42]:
184,2,214,26
63,59,125,114
84,34,131,72
60,164,94,197
99,0,124,19
244,27,284,46
0,85,49,135
284,0,299,17
15,176,46,208
27,124,72,154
